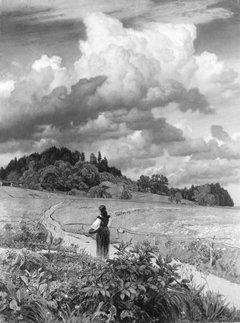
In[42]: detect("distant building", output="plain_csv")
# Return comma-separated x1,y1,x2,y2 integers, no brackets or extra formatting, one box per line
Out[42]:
0,181,20,187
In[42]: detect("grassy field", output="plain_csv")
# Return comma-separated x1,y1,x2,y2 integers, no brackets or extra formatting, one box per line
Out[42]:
1,186,240,281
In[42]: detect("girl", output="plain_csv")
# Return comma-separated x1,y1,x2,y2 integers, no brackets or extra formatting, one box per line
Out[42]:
89,205,111,260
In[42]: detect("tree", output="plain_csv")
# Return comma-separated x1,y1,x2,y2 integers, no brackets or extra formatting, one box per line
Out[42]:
0,166,6,179
40,166,62,192
81,164,100,187
98,151,102,163
175,191,183,204
7,171,21,183
120,185,132,200
102,156,108,166
80,152,85,162
89,153,97,165
193,184,216,206
137,175,151,192
150,174,169,195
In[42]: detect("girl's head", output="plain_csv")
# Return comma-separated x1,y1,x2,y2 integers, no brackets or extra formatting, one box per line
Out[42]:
99,205,107,217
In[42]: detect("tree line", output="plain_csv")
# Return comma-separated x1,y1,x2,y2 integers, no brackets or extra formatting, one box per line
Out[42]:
0,146,234,206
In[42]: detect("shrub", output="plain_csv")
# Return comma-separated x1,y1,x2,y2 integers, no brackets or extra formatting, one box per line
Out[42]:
74,241,189,322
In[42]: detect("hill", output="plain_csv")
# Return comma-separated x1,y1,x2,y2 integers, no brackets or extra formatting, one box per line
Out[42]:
0,146,234,207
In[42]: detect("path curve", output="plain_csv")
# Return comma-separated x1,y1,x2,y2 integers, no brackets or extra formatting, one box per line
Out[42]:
41,201,116,258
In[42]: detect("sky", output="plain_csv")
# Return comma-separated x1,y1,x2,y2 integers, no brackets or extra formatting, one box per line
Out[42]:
0,0,240,205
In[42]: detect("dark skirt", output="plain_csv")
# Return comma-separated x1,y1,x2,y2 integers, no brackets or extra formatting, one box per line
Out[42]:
96,226,110,260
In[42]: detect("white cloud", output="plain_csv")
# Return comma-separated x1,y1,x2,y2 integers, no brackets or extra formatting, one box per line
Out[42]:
191,52,238,94
74,12,197,108
173,122,193,138
0,80,15,99
31,54,71,93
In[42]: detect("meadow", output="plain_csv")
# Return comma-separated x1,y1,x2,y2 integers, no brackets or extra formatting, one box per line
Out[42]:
0,186,240,322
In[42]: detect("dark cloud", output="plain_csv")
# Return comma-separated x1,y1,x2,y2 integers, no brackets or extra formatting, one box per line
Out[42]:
211,125,231,142
0,76,107,143
167,138,209,156
0,10,86,72
178,87,214,114
143,81,214,114
141,119,184,144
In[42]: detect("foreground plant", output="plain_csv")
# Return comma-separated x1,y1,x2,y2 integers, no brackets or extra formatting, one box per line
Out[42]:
72,241,190,322
1,241,239,323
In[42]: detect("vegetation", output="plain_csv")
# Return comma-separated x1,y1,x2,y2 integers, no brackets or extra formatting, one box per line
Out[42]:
0,147,122,194
169,183,234,207
0,233,239,323
162,237,240,285
0,146,234,206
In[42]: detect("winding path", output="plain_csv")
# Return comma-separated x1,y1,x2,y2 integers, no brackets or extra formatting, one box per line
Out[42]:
41,201,116,257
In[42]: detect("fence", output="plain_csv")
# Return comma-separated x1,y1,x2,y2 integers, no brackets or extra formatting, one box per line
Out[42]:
63,222,240,267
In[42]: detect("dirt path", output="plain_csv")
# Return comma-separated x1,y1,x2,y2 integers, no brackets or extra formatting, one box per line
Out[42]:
41,202,240,310
41,201,117,258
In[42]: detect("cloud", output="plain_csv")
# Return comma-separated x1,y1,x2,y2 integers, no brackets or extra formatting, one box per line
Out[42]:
2,12,231,147
0,80,15,99
147,0,233,25
0,75,106,143
211,125,231,142
74,12,217,115
3,0,232,26
145,82,214,113
191,52,238,95
167,158,240,187
167,138,209,156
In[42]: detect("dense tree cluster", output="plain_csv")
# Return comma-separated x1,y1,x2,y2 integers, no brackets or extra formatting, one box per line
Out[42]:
0,147,122,193
0,146,234,206
137,174,169,195
170,183,234,207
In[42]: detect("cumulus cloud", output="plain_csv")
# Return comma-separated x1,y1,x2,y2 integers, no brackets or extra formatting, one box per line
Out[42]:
74,13,214,113
143,81,213,113
2,12,234,149
0,75,106,143
211,125,231,142
191,52,238,94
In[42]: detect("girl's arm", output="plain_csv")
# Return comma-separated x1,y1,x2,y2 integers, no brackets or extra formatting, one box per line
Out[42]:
108,216,112,228
89,217,101,234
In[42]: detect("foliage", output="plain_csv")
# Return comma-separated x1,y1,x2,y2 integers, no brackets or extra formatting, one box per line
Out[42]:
87,186,112,198
0,146,234,206
119,186,132,200
193,184,216,206
183,280,238,322
170,182,234,207
166,238,240,284
0,147,122,195
74,241,190,322
0,221,48,250
175,191,183,204
0,238,239,323
137,174,169,195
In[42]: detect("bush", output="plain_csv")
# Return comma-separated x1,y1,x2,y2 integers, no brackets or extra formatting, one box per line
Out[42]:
74,241,189,322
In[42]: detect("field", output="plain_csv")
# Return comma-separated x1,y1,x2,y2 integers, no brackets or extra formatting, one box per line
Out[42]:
0,186,240,311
